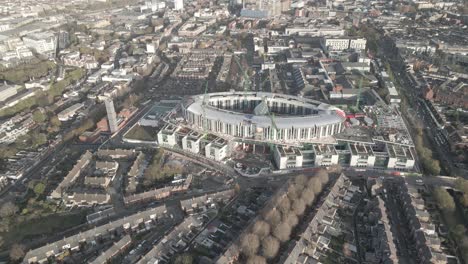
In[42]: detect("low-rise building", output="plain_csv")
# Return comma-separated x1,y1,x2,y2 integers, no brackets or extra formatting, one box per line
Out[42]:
57,103,84,121
90,235,132,264
349,143,376,168
314,144,339,167
205,137,228,161
63,192,111,207
157,124,178,146
50,151,93,199
24,205,167,264
274,146,303,169
387,144,415,170
182,130,203,154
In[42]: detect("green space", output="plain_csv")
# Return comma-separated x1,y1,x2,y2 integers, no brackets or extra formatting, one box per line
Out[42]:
0,212,86,250
125,125,158,141
413,129,441,176
0,68,86,118
0,188,87,252
143,149,182,187
0,60,56,84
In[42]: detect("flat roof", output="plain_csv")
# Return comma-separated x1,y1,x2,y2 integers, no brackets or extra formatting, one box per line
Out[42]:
186,92,345,129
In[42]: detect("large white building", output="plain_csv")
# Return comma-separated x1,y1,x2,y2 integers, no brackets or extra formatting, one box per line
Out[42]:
154,91,416,172
183,92,346,144
174,0,183,10
349,38,367,51
387,144,415,170
285,26,345,37
22,32,57,58
157,124,178,147
323,38,367,51
324,38,350,51
182,130,203,154
274,146,303,169
205,138,229,161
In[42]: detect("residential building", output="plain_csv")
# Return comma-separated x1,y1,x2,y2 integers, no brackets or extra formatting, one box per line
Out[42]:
22,32,57,58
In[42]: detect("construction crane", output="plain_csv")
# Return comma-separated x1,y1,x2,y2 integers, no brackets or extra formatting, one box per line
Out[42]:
202,81,209,134
355,77,363,110
233,55,253,112
259,96,278,155
349,77,363,113
258,75,271,91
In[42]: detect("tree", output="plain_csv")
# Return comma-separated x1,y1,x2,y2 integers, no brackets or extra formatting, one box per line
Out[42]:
294,174,307,190
240,233,260,257
433,187,455,211
329,164,343,173
455,178,468,207
292,199,306,216
31,133,47,147
32,110,47,123
277,197,291,215
261,235,280,259
33,182,46,197
286,184,300,200
301,188,316,206
0,158,6,173
0,202,18,218
273,222,291,242
422,158,440,176
50,116,61,127
247,255,266,264
307,177,322,194
252,220,270,239
0,235,4,248
9,244,25,261
284,214,298,227
451,225,466,242
174,253,193,264
263,209,281,227
316,169,329,185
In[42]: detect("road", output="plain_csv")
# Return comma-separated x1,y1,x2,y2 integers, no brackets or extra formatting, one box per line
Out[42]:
380,34,467,177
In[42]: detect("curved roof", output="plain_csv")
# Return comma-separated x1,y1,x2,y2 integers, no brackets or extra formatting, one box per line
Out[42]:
185,92,345,129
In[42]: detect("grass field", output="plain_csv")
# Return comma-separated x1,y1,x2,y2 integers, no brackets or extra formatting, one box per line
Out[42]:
125,125,158,141
0,212,86,250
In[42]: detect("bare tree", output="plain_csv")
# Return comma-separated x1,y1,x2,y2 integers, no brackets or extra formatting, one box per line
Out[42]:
273,222,292,242
264,209,282,227
247,255,267,264
277,196,291,215
294,174,308,190
292,198,306,216
329,164,342,173
261,235,280,259
316,169,329,185
0,202,18,218
307,177,322,194
252,220,271,239
301,188,316,206
240,233,260,257
287,184,300,200
284,213,298,227
9,244,25,261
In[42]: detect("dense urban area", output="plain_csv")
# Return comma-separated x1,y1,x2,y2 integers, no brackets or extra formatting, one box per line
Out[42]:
0,0,467,263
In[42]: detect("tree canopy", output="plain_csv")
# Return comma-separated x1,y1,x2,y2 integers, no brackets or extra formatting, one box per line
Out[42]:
433,187,455,211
